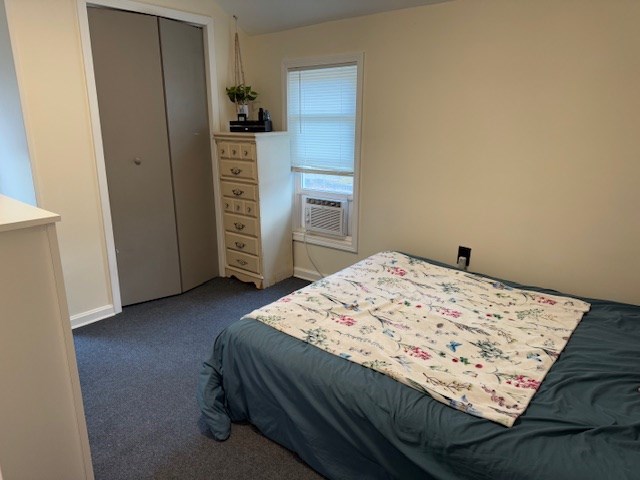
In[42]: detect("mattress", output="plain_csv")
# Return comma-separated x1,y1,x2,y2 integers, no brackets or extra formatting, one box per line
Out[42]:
198,256,640,479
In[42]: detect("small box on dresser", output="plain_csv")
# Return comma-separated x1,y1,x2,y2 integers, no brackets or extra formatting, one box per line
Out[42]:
213,132,292,288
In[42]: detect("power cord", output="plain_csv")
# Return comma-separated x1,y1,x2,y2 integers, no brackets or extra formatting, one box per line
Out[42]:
302,229,324,279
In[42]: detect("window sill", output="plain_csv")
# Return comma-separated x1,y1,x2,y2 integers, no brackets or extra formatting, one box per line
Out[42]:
293,230,357,253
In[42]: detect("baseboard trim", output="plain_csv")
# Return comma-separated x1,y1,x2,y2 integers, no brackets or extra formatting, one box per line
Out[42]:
293,266,323,282
71,304,116,329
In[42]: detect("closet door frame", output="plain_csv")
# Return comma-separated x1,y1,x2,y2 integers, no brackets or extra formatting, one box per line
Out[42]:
77,0,224,314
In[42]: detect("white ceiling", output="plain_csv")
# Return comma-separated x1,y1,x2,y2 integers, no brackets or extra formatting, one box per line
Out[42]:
215,0,452,35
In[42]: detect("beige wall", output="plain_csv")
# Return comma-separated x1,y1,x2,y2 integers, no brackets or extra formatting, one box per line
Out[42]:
4,0,639,312
3,0,238,318
245,0,640,305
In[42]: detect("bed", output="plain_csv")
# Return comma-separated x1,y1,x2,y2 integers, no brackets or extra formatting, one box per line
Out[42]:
198,252,640,479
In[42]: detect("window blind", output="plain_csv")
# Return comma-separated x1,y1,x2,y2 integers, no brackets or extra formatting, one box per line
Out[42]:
287,64,357,176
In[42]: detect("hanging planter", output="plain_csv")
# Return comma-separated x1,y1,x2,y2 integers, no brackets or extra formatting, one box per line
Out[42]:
227,16,258,118
225,85,257,108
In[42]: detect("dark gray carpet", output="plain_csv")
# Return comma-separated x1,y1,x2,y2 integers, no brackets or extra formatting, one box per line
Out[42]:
74,276,324,480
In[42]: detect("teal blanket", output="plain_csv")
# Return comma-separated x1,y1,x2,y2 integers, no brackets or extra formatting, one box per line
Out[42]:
198,264,640,479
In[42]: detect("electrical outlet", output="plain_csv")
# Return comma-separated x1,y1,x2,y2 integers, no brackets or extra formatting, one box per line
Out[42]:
457,246,471,267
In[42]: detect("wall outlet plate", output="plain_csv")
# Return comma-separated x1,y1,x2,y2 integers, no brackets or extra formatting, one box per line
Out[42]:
457,246,471,267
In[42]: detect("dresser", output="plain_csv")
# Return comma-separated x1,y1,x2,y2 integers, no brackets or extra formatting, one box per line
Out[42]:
213,132,292,288
0,195,93,479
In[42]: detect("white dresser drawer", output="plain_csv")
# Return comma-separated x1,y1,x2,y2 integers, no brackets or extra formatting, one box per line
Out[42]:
231,199,243,214
217,142,231,159
228,143,242,159
223,213,258,237
220,159,256,182
243,200,257,217
222,198,233,213
221,181,257,201
226,248,260,274
225,232,259,256
239,143,255,161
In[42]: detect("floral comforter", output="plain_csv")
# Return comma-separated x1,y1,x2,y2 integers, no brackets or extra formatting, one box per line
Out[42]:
244,251,590,426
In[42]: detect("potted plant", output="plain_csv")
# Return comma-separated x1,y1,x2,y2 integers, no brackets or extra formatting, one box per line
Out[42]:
226,84,258,116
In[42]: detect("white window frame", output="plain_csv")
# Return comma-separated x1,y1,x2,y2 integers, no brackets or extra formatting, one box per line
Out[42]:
282,52,364,253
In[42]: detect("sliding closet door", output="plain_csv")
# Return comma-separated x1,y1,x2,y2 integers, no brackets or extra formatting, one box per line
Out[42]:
159,18,218,291
88,8,181,306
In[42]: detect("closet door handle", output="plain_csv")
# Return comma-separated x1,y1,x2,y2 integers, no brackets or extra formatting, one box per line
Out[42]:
230,167,242,175
233,222,245,231
234,241,246,249
232,189,244,196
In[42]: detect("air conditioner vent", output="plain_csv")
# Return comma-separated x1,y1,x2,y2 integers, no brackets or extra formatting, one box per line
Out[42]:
303,196,348,238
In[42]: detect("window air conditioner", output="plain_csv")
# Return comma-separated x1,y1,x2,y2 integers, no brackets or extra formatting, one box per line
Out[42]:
302,196,348,238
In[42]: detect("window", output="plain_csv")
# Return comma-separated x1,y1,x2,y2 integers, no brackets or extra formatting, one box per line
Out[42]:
284,53,363,252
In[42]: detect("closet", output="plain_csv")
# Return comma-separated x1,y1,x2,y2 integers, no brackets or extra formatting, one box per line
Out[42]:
88,7,218,306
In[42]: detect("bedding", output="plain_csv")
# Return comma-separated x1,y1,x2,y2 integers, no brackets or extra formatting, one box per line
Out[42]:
242,251,590,427
198,253,640,480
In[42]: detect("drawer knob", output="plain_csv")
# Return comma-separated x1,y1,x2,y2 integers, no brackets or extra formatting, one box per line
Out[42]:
232,149,237,156
230,167,242,175
235,241,246,249
232,189,244,196
236,259,248,266
225,202,231,209
234,222,245,231
243,150,249,156
246,206,252,213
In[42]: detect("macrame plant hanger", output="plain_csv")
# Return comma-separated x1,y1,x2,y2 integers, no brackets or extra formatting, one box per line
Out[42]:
233,15,246,113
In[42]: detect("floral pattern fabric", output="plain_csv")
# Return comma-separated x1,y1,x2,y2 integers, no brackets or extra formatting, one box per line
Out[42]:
244,251,590,427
